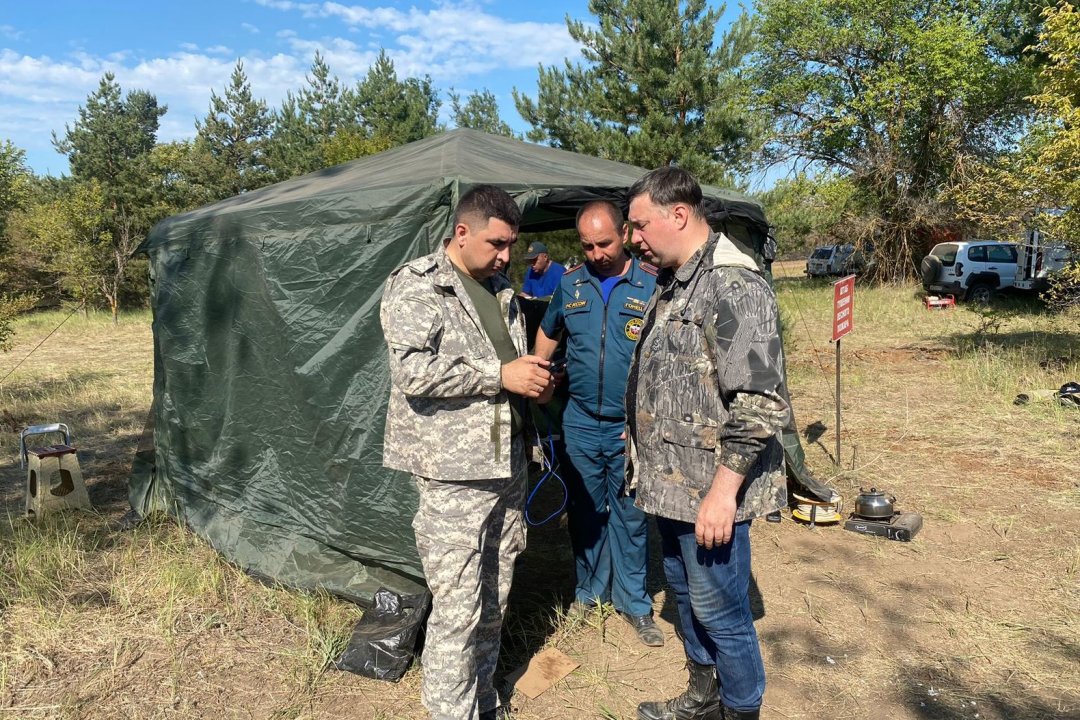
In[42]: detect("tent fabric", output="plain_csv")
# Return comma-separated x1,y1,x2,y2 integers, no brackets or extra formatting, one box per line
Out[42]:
130,129,824,603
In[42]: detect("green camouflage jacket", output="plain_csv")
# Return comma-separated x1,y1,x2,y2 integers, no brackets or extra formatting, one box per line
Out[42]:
381,247,527,481
626,231,790,524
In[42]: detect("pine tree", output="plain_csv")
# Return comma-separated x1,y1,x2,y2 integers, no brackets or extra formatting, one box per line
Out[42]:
355,51,440,146
267,53,362,178
513,0,757,184
51,73,166,322
194,61,273,199
449,89,516,137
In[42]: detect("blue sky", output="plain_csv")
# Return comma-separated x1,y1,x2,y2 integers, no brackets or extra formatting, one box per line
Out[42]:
1,0,754,181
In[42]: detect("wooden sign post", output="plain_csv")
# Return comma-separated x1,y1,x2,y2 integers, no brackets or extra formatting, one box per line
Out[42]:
832,275,856,466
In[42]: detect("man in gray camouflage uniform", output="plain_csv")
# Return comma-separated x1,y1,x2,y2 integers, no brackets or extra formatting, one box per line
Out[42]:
381,185,554,720
624,167,790,720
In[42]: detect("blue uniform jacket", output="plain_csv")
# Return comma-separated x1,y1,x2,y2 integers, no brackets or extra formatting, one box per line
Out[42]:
540,259,658,419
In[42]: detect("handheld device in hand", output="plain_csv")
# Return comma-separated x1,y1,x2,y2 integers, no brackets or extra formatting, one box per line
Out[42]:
548,358,567,374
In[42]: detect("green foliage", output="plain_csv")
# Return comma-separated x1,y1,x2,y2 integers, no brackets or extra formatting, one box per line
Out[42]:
266,51,439,180
355,51,440,146
949,2,1079,307
52,73,167,210
1031,1,1080,308
0,140,36,348
18,179,109,306
0,292,36,351
758,174,857,255
150,140,218,213
194,61,274,199
0,140,31,239
751,0,1035,279
513,0,758,184
267,53,363,179
320,129,395,168
449,88,516,137
50,74,166,321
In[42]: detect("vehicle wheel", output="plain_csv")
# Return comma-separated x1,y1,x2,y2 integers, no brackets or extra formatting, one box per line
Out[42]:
920,255,942,286
966,283,994,304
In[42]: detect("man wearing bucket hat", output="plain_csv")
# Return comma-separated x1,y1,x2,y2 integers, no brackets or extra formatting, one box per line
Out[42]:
521,241,565,298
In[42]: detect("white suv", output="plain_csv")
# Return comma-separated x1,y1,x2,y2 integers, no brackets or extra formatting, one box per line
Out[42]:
921,240,1018,303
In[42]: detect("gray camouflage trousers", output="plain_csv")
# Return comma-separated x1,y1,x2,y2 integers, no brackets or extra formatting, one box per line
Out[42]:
413,442,527,720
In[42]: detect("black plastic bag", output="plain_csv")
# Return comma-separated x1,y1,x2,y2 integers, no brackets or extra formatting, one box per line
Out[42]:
334,587,432,682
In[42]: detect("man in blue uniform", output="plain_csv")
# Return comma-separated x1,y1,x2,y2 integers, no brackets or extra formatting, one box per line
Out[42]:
534,200,662,646
521,241,565,298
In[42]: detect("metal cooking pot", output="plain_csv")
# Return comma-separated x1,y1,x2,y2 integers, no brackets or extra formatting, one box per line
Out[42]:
854,488,896,519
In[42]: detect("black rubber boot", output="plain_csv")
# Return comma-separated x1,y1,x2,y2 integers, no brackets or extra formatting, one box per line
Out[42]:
636,660,720,720
721,708,760,720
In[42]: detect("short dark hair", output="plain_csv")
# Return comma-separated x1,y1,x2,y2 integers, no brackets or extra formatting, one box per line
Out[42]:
454,184,522,230
627,167,705,219
576,200,625,232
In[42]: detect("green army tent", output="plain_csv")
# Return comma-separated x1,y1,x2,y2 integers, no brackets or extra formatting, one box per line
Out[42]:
130,129,828,603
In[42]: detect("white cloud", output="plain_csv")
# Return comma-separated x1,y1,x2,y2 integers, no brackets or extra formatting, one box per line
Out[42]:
264,1,580,80
1,1,582,173
252,0,320,14
0,47,309,164
1,25,25,41
241,22,261,34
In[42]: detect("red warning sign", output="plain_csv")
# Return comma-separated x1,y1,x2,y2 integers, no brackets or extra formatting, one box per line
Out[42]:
832,275,855,341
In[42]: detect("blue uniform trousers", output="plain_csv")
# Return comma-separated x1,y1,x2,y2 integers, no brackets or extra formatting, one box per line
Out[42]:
561,401,652,616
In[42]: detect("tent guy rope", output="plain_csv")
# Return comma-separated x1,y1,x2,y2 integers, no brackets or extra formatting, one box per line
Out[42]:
0,302,86,388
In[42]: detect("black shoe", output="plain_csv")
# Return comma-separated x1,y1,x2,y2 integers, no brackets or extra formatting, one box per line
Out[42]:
622,612,665,647
637,660,719,719
721,708,760,720
479,706,511,720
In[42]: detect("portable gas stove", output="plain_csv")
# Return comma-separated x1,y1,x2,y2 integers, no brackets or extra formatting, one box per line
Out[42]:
843,511,923,542
842,488,923,542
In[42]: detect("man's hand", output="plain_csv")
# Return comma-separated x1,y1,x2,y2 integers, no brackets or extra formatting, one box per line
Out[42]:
535,361,564,404
501,355,553,399
695,465,743,549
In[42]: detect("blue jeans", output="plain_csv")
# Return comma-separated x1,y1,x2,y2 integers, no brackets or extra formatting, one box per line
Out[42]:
656,516,764,712
561,402,652,616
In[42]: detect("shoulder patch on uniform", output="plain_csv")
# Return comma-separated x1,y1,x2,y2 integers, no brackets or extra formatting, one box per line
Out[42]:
638,261,658,276
403,255,438,275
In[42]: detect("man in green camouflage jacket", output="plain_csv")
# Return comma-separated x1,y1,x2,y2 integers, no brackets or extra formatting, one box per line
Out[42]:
625,168,790,720
381,185,554,720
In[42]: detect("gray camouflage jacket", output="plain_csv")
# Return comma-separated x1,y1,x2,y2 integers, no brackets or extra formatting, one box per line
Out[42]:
381,247,527,481
626,231,790,524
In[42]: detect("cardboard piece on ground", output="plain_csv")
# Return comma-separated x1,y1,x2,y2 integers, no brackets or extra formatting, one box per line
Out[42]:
508,647,580,699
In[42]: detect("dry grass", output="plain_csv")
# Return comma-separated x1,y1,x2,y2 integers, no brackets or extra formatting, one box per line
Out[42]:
1,284,1079,719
